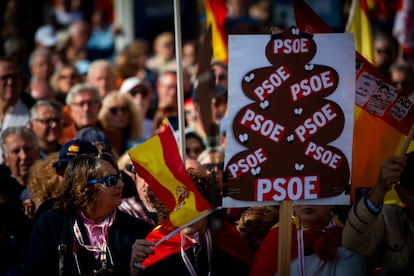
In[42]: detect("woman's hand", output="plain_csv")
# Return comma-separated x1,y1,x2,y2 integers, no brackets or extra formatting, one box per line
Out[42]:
130,239,155,275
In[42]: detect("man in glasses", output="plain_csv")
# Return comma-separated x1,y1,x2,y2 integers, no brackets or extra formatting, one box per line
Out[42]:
61,83,103,144
212,61,228,88
0,58,30,164
29,99,64,159
192,83,228,148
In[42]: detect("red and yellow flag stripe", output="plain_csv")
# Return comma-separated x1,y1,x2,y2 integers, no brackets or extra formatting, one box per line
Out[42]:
128,126,212,233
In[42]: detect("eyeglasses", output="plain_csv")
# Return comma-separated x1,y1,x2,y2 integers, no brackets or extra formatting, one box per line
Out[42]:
216,73,227,81
59,74,77,80
71,100,99,108
109,106,129,115
202,162,224,171
87,173,121,187
130,87,148,97
375,48,391,55
35,117,63,125
186,146,203,155
0,73,18,82
212,96,227,108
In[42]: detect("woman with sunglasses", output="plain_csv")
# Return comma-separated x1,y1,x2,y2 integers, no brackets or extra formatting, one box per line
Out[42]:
23,153,153,275
98,91,146,160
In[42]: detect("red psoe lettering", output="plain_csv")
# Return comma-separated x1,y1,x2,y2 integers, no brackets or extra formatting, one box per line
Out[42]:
294,103,337,142
255,175,319,201
239,109,286,142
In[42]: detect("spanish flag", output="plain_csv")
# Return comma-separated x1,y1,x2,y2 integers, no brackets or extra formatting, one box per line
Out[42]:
128,125,212,234
205,0,227,63
293,0,414,204
345,0,374,63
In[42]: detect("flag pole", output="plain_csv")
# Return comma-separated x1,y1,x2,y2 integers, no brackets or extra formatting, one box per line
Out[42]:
173,0,186,161
399,122,414,156
278,200,292,276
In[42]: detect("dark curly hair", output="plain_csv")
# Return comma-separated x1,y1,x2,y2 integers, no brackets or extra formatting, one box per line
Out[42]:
53,153,118,214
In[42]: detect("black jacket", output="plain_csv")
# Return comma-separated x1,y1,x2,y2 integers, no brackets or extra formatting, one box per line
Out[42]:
23,208,152,275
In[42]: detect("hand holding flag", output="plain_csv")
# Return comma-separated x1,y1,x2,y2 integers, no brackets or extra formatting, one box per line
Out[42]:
128,125,213,237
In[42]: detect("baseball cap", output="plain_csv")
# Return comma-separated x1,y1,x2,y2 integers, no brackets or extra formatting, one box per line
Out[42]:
213,85,227,98
34,25,57,47
53,139,98,176
120,77,147,94
75,127,112,153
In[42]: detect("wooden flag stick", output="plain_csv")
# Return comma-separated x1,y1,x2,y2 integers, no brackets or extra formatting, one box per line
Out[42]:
399,122,414,156
278,200,293,276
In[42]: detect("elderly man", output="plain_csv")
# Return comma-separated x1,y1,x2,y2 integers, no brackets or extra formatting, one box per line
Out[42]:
29,99,64,158
0,58,30,163
1,126,40,220
60,83,102,144
86,59,117,99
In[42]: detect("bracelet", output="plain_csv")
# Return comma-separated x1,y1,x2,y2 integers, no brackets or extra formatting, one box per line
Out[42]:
133,262,144,270
364,190,383,215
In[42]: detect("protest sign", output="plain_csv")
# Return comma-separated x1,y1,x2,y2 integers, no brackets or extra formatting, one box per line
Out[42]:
223,26,355,207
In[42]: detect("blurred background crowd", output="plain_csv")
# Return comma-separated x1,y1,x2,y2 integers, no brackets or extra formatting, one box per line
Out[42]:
1,0,413,275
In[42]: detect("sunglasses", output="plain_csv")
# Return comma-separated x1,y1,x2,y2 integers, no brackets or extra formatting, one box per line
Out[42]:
186,146,203,155
87,173,121,187
109,106,129,115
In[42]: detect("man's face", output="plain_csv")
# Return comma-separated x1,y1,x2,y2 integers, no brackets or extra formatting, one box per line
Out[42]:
69,90,101,129
157,73,177,110
87,66,116,98
374,40,394,68
211,94,227,125
2,134,39,182
0,61,21,105
391,70,414,97
30,54,53,81
212,64,228,88
31,105,63,146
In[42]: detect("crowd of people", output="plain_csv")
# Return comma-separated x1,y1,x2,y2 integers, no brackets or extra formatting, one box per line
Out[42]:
1,0,414,275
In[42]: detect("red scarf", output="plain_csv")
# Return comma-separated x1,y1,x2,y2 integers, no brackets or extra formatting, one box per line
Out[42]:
142,221,252,269
250,219,343,276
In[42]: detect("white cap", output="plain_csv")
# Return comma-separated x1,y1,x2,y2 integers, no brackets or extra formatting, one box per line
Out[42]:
120,76,143,94
34,25,57,47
